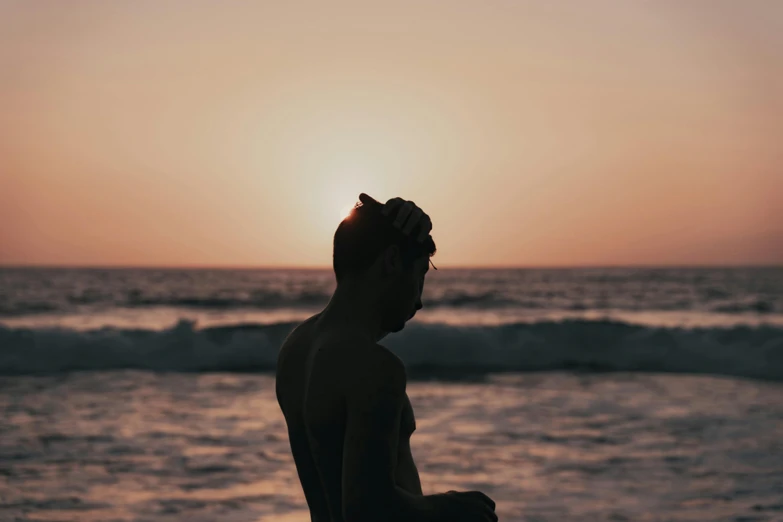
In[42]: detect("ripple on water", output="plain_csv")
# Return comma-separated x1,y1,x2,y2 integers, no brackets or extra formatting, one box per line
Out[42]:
0,372,781,522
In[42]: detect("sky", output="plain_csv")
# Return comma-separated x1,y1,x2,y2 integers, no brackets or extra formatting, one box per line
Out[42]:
1,0,781,268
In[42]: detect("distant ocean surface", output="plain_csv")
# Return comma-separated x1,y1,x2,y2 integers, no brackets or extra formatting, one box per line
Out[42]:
1,267,782,522
1,267,782,380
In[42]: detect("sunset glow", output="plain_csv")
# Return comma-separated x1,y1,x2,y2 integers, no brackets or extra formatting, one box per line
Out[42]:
340,203,355,221
1,1,781,267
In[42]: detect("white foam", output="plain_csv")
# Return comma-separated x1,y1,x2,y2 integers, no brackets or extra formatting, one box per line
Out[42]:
1,320,781,381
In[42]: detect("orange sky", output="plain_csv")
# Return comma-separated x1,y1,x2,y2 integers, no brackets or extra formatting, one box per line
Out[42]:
1,1,781,267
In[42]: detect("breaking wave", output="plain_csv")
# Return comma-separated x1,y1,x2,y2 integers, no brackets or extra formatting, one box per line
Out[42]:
1,320,781,381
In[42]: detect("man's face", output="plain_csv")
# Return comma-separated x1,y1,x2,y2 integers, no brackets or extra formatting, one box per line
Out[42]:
381,254,429,334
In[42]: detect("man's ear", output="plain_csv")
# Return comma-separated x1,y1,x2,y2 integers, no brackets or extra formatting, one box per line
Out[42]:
383,245,402,275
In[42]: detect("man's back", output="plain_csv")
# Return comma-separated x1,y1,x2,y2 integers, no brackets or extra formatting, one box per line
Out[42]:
275,314,420,522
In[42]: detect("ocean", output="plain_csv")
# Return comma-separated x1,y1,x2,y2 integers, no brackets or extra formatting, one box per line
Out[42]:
1,267,782,521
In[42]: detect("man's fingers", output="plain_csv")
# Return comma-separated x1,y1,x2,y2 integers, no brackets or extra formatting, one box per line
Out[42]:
486,508,499,522
393,201,414,228
380,197,431,241
381,197,404,216
481,506,498,522
416,216,432,242
358,193,377,206
402,207,423,235
466,491,495,510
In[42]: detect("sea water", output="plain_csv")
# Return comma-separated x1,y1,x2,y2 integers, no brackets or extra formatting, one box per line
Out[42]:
1,267,781,521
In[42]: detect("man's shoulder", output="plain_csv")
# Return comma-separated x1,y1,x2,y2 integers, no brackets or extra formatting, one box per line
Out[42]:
276,315,319,372
317,332,407,392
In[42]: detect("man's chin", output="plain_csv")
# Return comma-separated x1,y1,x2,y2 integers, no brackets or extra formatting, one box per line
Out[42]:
388,322,406,333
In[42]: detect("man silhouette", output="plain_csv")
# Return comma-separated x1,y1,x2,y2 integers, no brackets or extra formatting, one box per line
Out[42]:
276,194,498,522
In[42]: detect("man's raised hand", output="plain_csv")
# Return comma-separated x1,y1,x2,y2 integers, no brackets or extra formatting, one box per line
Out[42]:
359,193,432,243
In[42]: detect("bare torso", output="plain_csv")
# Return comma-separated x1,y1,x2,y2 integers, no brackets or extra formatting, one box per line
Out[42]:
276,314,422,522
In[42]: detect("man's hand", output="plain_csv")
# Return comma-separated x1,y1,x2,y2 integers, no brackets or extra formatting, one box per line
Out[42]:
359,193,432,243
441,490,498,522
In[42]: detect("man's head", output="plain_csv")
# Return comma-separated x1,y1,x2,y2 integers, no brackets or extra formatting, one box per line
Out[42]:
333,196,436,333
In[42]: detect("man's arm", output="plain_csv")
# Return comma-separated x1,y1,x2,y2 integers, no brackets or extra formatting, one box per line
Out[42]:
395,393,423,495
340,347,450,522
395,435,423,495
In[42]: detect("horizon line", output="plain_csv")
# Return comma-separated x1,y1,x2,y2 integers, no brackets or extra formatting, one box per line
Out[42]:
1,262,781,270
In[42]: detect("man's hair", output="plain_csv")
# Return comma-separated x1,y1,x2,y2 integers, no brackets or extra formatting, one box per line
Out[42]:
333,199,436,283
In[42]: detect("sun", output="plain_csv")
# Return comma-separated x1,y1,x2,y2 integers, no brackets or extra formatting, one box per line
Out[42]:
340,203,355,220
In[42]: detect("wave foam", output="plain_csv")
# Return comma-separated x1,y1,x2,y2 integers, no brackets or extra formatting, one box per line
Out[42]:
1,320,781,381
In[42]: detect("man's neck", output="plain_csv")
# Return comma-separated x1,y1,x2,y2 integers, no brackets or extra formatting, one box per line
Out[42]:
320,278,386,343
